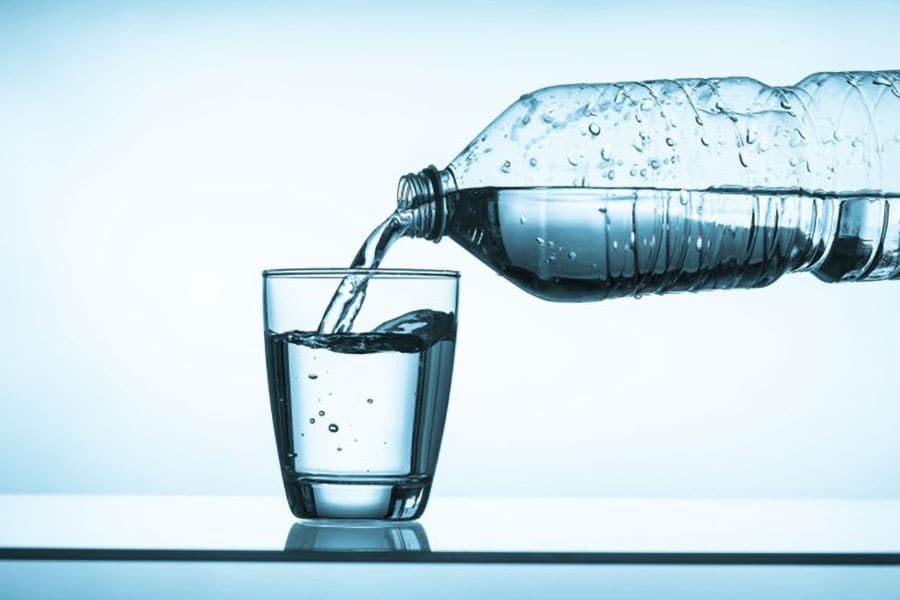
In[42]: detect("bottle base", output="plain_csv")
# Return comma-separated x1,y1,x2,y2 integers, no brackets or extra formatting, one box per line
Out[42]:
283,476,432,520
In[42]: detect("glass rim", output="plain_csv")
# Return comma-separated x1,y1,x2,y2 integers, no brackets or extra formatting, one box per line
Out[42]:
263,268,460,280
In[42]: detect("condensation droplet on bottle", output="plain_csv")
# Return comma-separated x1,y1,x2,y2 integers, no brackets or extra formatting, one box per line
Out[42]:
589,122,601,136
833,130,843,142
367,398,374,404
336,447,342,452
309,418,316,424
568,251,577,260
665,137,675,147
738,152,748,168
308,374,318,380
521,114,531,125
541,113,554,124
600,146,611,161
328,424,339,433
639,168,647,177
606,169,615,180
745,129,757,144
318,410,325,417
700,137,710,147
597,206,607,214
649,158,661,170
500,160,511,173
529,157,538,167
567,155,579,167
695,115,704,126
780,98,792,110
519,215,527,225
789,156,800,167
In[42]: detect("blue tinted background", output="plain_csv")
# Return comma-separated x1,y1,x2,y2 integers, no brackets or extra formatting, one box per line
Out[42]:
2,0,899,498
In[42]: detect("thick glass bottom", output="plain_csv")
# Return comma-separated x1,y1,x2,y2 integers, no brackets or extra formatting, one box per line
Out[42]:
283,475,432,520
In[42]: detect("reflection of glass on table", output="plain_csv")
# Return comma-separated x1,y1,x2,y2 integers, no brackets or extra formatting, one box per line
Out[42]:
284,521,430,553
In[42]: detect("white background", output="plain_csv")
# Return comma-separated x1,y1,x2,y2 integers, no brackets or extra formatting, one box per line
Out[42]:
2,0,899,498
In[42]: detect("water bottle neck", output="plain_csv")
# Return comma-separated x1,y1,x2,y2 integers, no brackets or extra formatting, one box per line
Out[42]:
397,166,457,241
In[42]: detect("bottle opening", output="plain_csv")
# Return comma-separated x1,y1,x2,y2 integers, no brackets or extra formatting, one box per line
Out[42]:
397,166,455,241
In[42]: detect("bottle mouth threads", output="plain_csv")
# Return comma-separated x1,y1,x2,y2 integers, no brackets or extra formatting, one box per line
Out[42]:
397,166,455,241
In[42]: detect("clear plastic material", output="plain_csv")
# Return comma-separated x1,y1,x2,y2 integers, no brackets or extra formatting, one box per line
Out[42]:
402,71,900,301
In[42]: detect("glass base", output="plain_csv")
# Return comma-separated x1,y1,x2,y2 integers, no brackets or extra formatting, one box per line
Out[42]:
283,476,432,520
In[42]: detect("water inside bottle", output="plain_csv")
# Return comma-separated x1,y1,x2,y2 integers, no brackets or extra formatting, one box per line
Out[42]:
443,185,900,301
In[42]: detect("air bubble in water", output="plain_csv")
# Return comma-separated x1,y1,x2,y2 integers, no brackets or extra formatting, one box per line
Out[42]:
337,447,342,452
568,251,577,260
649,158,661,169
501,160,511,173
366,398,374,404
639,98,654,111
696,236,704,250
666,137,675,147
535,236,545,245
318,410,325,417
679,189,690,205
308,374,318,380
700,137,710,147
529,157,538,167
521,114,531,125
600,146,611,161
589,122,601,136
520,215,527,225
328,424,339,433
606,169,615,180
567,155,579,166
309,418,316,424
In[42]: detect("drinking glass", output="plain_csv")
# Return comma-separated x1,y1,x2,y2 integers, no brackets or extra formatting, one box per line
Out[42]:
263,268,459,520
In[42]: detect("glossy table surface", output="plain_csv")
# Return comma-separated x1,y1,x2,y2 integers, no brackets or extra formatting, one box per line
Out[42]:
4,495,900,598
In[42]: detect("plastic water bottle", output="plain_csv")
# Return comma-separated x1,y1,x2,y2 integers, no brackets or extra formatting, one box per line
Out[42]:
398,71,900,301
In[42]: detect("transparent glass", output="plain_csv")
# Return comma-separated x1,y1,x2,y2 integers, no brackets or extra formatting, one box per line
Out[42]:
263,269,459,520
